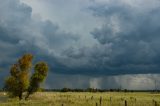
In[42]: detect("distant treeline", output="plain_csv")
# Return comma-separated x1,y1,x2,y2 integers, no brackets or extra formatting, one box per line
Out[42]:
42,88,160,93
0,87,159,93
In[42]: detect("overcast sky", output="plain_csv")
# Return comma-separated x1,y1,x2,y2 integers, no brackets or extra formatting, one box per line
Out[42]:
1,0,160,90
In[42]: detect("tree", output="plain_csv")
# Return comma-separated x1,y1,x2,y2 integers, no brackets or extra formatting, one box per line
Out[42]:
4,54,49,100
4,54,32,100
25,62,48,99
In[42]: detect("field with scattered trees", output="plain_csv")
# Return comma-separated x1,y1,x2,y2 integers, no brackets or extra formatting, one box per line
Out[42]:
0,92,160,106
1,54,160,106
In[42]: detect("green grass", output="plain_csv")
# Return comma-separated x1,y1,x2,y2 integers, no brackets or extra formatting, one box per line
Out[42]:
0,92,160,106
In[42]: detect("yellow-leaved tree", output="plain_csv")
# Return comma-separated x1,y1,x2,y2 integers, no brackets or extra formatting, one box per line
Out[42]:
4,54,49,100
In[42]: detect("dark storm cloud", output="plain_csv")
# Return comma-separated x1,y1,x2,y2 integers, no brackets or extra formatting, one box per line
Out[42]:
86,0,160,74
1,0,160,89
50,0,160,75
1,0,160,82
0,0,78,85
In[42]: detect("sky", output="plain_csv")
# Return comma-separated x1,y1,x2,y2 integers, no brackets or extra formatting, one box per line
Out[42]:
1,0,160,90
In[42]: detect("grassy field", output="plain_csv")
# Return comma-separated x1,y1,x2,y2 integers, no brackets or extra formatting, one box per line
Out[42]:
0,92,160,106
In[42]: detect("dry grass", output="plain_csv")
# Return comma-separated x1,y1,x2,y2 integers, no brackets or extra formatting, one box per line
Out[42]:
0,92,160,106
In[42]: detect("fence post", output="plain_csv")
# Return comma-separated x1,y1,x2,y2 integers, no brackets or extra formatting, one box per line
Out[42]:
91,96,93,100
135,98,136,105
100,96,102,106
110,97,112,106
155,101,157,106
125,100,127,106
62,104,64,106
96,102,98,106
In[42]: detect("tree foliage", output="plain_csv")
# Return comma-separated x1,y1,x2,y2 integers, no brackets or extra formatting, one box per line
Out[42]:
25,62,48,99
4,54,49,100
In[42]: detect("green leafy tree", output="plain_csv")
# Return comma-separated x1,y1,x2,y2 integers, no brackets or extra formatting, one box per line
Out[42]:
4,54,49,100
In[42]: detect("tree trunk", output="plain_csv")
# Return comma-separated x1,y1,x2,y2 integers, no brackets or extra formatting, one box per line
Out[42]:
19,92,22,100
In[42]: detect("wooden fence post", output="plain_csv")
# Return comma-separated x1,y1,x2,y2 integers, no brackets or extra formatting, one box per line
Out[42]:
135,98,136,105
125,100,127,106
100,96,102,106
91,96,93,100
155,101,157,106
62,104,64,106
110,97,112,106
